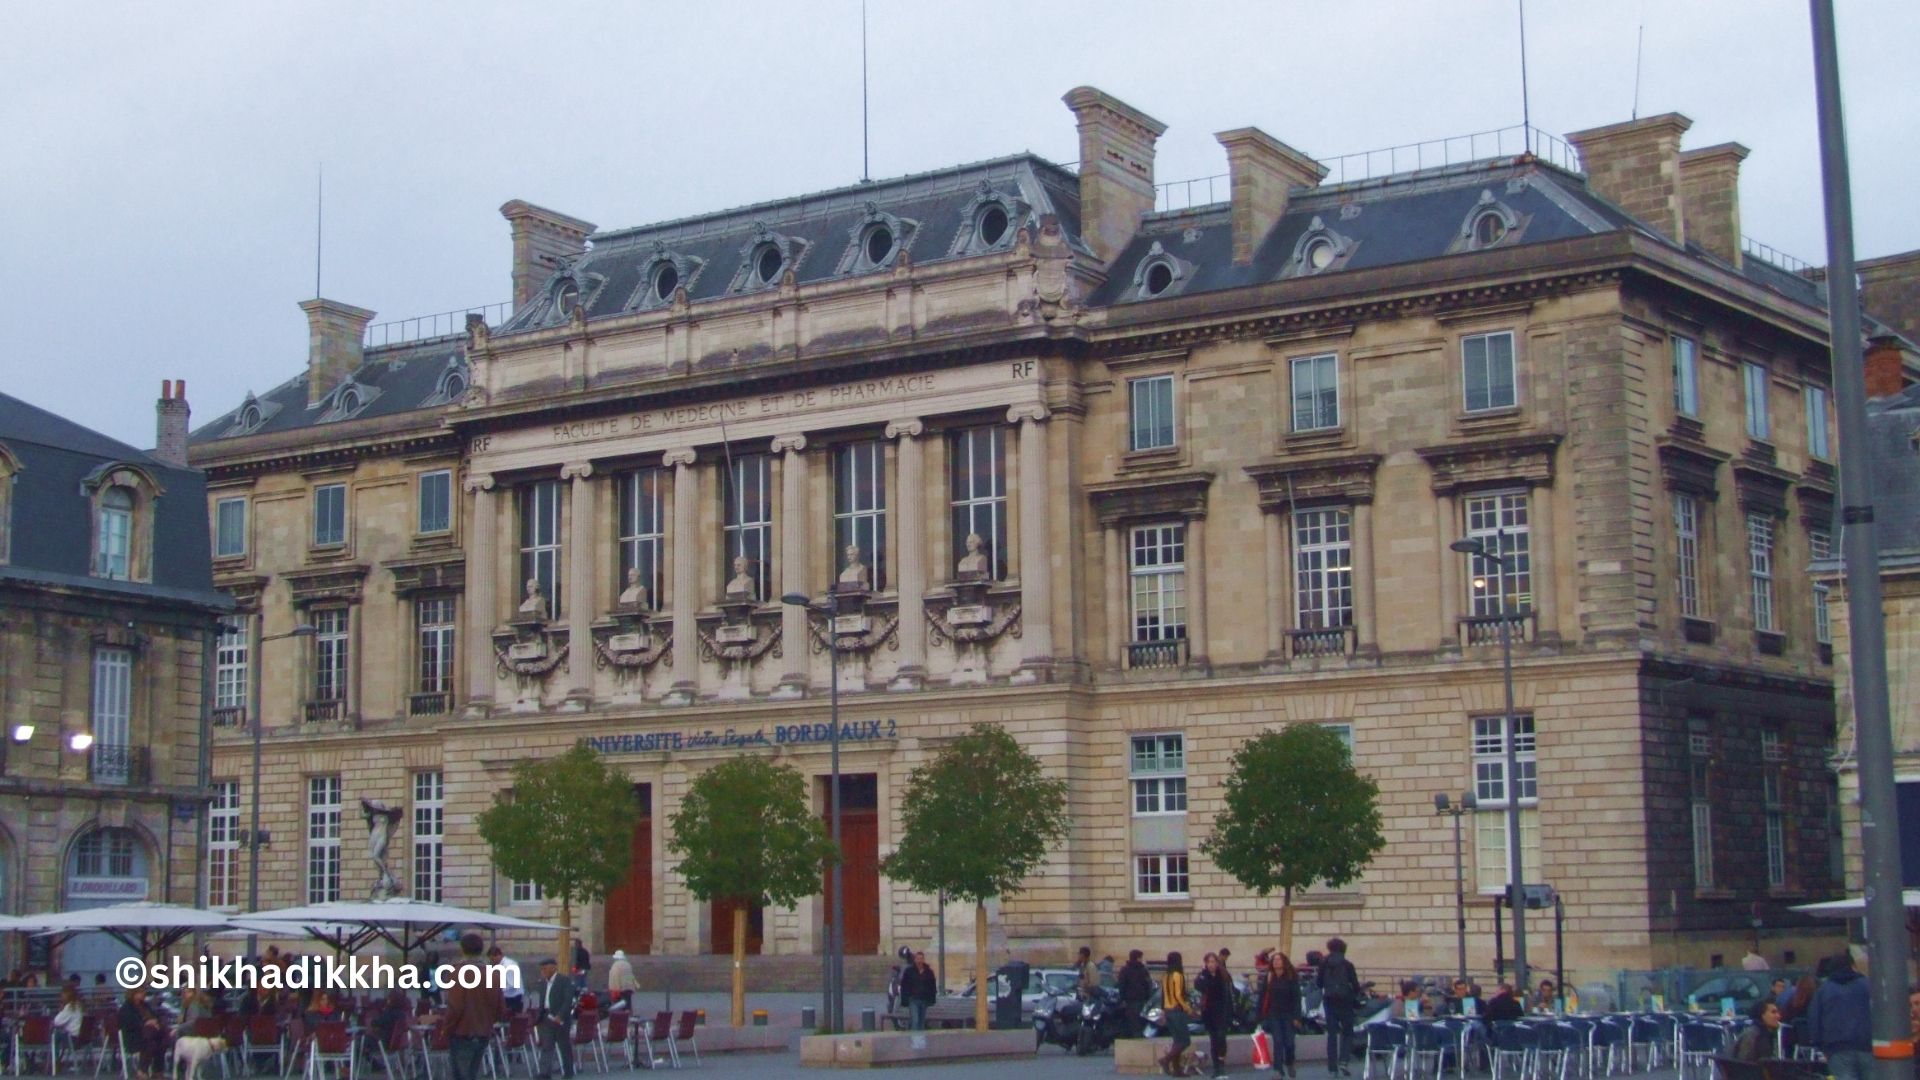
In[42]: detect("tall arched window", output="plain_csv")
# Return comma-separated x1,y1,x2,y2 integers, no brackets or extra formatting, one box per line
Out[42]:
96,486,134,580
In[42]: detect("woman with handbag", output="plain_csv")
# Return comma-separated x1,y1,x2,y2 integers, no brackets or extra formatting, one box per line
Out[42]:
1195,953,1233,1078
1158,952,1192,1077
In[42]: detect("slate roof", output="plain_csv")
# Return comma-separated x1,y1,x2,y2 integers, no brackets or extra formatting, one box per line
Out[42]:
190,337,468,445
0,392,228,609
1863,384,1920,558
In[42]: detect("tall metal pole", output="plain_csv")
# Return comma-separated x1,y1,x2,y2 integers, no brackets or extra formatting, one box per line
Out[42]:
1452,808,1468,983
1498,546,1529,997
1809,4,1910,1072
829,596,845,1033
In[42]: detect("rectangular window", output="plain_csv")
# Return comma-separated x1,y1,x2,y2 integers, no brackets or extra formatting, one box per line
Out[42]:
97,498,132,579
1130,734,1188,815
1748,513,1776,633
208,781,240,907
1673,335,1699,417
519,480,563,617
215,617,250,713
1472,714,1540,894
306,775,342,904
412,771,444,904
215,497,248,557
1689,724,1714,888
1465,491,1532,616
511,879,545,904
1805,386,1831,460
312,608,349,704
77,831,135,878
1810,530,1833,645
617,469,665,607
1674,494,1702,620
834,442,888,589
1291,354,1340,432
1129,375,1176,451
416,597,456,695
1130,734,1188,898
91,647,132,784
417,470,452,535
721,454,772,601
313,483,346,547
1128,524,1187,644
1293,508,1353,629
949,427,1008,580
1134,855,1190,899
1462,331,1517,413
1764,770,1787,888
1744,363,1772,440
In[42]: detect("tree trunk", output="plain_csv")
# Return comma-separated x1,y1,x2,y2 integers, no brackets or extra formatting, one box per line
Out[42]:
558,896,573,981
1278,887,1295,961
974,900,989,1033
731,904,747,1026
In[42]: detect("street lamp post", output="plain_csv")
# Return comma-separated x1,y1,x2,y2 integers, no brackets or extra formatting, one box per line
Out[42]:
1434,791,1476,983
782,590,844,1034
246,622,316,962
1449,535,1527,995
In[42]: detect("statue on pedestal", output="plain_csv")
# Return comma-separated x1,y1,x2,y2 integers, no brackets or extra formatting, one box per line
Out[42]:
724,555,758,603
956,532,989,578
617,567,649,610
517,577,549,622
838,544,871,592
360,799,404,899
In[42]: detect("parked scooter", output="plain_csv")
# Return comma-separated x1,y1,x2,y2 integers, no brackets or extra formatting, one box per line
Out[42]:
1074,986,1128,1055
1033,988,1088,1052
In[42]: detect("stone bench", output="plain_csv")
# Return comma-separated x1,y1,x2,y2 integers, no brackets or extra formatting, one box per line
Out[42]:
879,1002,982,1030
800,1029,1034,1068
1114,1032,1326,1075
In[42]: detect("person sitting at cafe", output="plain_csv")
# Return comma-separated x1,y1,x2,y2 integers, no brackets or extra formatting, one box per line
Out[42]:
1397,980,1427,1018
53,986,86,1052
1528,978,1559,1013
118,986,167,1080
1484,983,1524,1024
304,990,340,1031
1733,1000,1784,1062
1448,978,1482,1016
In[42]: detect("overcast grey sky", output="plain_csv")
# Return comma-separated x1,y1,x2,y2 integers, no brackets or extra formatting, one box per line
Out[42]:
4,1,1916,449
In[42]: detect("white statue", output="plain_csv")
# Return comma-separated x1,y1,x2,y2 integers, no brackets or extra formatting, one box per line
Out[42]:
957,532,989,577
839,544,871,590
361,799,404,899
618,567,649,609
724,555,757,602
517,577,548,621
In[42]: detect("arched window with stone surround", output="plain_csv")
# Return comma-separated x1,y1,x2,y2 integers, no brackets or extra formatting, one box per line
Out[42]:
83,463,162,583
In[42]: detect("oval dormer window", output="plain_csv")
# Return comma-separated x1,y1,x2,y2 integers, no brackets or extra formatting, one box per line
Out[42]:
556,281,581,317
338,388,360,414
1142,260,1176,297
865,224,894,266
240,405,262,431
977,204,1010,248
755,244,784,285
1472,211,1509,248
653,263,680,302
1305,237,1337,272
444,372,466,400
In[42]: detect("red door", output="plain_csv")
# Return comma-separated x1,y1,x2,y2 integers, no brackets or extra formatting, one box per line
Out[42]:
836,809,881,954
602,787,652,954
711,899,763,955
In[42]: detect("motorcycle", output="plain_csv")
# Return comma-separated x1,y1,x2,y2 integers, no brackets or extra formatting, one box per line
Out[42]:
1033,988,1087,1052
1074,986,1128,1055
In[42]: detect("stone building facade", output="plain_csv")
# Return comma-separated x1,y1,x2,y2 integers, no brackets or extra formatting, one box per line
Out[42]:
189,88,1904,981
0,386,230,977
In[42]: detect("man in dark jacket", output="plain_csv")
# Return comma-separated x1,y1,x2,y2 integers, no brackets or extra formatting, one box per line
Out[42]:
1483,983,1524,1023
444,933,504,1080
1809,951,1872,1080
1118,950,1153,1038
900,951,939,1030
1317,938,1360,1075
534,957,577,1080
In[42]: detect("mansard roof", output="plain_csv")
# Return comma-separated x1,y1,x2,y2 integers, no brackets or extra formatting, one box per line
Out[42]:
189,337,467,447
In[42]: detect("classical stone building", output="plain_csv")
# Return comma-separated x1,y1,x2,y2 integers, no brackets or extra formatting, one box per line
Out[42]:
191,87,1906,981
0,386,230,977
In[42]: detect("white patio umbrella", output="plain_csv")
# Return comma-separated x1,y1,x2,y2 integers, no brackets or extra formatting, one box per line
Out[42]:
9,901,237,957
1789,889,1920,917
241,898,568,955
210,920,369,955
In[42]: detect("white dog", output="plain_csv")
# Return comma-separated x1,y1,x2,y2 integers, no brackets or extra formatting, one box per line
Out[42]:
171,1035,227,1080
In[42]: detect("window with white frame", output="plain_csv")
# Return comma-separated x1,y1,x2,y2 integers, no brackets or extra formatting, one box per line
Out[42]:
215,497,248,558
1291,354,1340,432
1129,375,1176,451
1464,491,1532,616
306,775,342,903
416,597,456,695
1134,854,1190,899
1748,513,1776,633
91,647,132,783
1462,331,1517,413
1129,524,1187,644
417,470,452,535
519,479,563,617
1805,386,1831,459
1130,734,1189,899
1810,529,1833,645
511,879,545,904
1293,508,1353,630
208,780,240,907
1673,335,1699,418
412,771,444,903
1472,714,1540,894
617,469,665,607
834,442,888,589
312,608,349,704
313,483,347,547
1674,494,1702,620
97,487,133,579
1743,363,1772,441
1689,723,1714,888
1762,733,1787,889
1130,734,1188,814
949,427,1008,580
215,617,250,716
721,454,772,601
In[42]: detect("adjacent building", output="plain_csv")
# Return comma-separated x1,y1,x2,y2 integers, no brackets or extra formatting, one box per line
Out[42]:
190,87,1915,980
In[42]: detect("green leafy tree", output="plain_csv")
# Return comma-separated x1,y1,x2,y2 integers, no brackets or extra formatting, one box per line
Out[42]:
667,757,837,1026
1200,724,1385,958
883,723,1069,1031
478,742,640,965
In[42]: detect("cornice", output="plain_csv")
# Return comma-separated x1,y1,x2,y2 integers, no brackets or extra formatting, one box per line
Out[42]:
1085,471,1214,526
1245,453,1384,509
1416,433,1563,493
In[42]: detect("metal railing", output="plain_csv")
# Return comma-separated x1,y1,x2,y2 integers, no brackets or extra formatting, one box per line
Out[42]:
408,692,451,717
1460,611,1535,647
211,705,247,728
1154,173,1229,212
303,699,346,724
1289,625,1355,659
1742,237,1817,275
89,743,150,786
1127,638,1189,670
364,302,513,349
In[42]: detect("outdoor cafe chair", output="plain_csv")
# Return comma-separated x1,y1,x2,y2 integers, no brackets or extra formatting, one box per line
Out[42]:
303,1021,354,1080
1678,1022,1728,1080
1487,1021,1538,1080
1364,1020,1410,1080
668,1012,701,1069
495,1016,536,1080
640,1014,672,1070
1586,1017,1628,1077
567,1011,605,1075
93,1013,129,1080
1407,1021,1454,1080
600,1012,634,1072
374,1018,415,1080
242,1016,284,1077
12,1013,56,1077
1787,1019,1820,1063
418,1025,451,1080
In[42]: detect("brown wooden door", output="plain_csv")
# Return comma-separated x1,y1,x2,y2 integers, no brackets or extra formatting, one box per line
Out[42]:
601,787,652,954
710,899,763,955
829,808,881,954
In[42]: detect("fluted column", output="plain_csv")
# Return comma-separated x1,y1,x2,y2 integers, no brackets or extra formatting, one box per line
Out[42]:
886,419,926,691
1353,501,1378,658
1436,491,1460,650
665,448,699,705
1186,515,1208,667
463,473,496,714
562,462,595,708
1010,403,1053,677
772,434,810,695
1530,484,1557,643
1265,510,1287,660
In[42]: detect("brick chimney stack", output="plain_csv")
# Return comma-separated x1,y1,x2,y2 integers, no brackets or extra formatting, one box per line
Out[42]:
1063,86,1167,263
500,201,596,308
1678,142,1750,268
154,380,190,467
1215,127,1327,266
299,298,376,407
1865,336,1916,399
1566,113,1693,245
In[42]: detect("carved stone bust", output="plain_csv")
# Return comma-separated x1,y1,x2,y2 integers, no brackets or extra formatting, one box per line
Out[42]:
517,577,549,621
617,567,649,609
956,532,989,578
724,555,757,602
838,544,870,591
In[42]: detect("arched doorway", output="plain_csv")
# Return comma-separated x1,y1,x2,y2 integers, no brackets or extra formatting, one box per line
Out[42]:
62,827,149,977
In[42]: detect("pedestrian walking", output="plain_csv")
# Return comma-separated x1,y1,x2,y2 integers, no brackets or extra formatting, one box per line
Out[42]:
534,957,577,1080
607,950,636,1010
1157,952,1193,1077
1119,949,1154,1039
1317,938,1359,1075
1809,951,1872,1080
1196,953,1233,1078
901,951,939,1030
1261,952,1301,1079
445,933,504,1080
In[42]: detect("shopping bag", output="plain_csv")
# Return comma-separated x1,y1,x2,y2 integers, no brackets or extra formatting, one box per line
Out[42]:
1252,1028,1273,1068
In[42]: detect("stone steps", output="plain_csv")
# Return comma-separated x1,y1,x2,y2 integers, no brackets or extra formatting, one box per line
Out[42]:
591,953,895,993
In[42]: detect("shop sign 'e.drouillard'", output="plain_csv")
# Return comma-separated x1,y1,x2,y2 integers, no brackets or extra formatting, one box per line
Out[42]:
584,719,900,756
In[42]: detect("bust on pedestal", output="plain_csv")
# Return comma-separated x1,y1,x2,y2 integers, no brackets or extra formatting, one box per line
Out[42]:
513,578,549,625
616,567,650,612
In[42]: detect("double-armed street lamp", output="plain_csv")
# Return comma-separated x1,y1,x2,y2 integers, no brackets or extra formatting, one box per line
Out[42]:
246,622,316,961
781,590,844,1033
1433,790,1476,983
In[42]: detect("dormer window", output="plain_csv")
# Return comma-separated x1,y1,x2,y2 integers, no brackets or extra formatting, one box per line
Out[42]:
1304,237,1338,273
556,280,581,318
1472,211,1508,247
97,487,133,580
1456,191,1524,253
443,371,466,401
1130,242,1195,301
754,243,784,284
977,204,1010,248
864,224,894,266
84,463,159,582
240,403,263,431
338,388,360,415
1143,261,1176,297
1284,218,1355,278
652,262,680,301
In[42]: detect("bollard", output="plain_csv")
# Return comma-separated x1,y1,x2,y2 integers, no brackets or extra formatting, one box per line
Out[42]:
802,1005,817,1029
861,1007,877,1032
694,1009,706,1026
752,1009,768,1027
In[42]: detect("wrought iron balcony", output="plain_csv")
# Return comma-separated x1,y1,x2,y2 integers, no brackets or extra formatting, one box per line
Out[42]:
1288,625,1355,659
89,744,150,786
1126,638,1189,670
408,692,451,717
211,706,247,729
1459,611,1534,647
303,699,346,724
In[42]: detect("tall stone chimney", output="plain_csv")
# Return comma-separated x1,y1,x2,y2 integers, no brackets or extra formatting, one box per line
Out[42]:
500,200,596,308
1566,113,1693,245
1859,250,1920,344
1215,127,1327,266
299,298,376,407
1063,86,1167,263
1677,142,1749,268
154,380,190,466
1866,335,1916,399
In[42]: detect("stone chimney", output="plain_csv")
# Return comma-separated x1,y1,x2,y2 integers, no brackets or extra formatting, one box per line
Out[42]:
1866,335,1915,399
1859,250,1920,344
1678,142,1749,268
154,380,189,467
1214,127,1327,266
500,200,596,308
1566,112,1693,245
1063,86,1167,263
299,298,376,407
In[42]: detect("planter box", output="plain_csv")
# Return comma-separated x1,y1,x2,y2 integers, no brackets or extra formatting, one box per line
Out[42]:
800,1028,1033,1068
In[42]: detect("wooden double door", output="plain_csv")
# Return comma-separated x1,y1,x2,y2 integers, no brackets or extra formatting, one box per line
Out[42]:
602,784,653,955
823,774,881,955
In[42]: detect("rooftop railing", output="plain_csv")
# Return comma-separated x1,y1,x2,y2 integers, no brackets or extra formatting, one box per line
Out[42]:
364,302,513,349
1742,237,1818,276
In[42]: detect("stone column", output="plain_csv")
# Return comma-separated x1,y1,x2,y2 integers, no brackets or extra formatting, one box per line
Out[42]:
1353,501,1378,658
1530,484,1557,643
1185,515,1208,667
562,462,595,709
463,473,496,715
665,448,699,705
1105,524,1127,668
886,419,926,690
1436,491,1460,650
1265,510,1287,660
1010,404,1053,678
772,434,810,696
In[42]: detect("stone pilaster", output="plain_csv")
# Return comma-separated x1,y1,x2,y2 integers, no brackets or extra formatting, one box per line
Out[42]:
463,473,496,715
1353,501,1378,658
1264,511,1286,660
1186,514,1208,667
665,449,698,705
1531,483,1558,643
772,434,810,697
562,461,595,708
1010,404,1053,678
886,419,926,690
1105,524,1127,668
1436,491,1460,650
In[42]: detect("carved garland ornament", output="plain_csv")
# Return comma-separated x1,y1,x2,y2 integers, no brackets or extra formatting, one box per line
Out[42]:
696,622,782,664
591,625,671,670
924,602,1022,646
491,630,570,678
806,613,900,655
